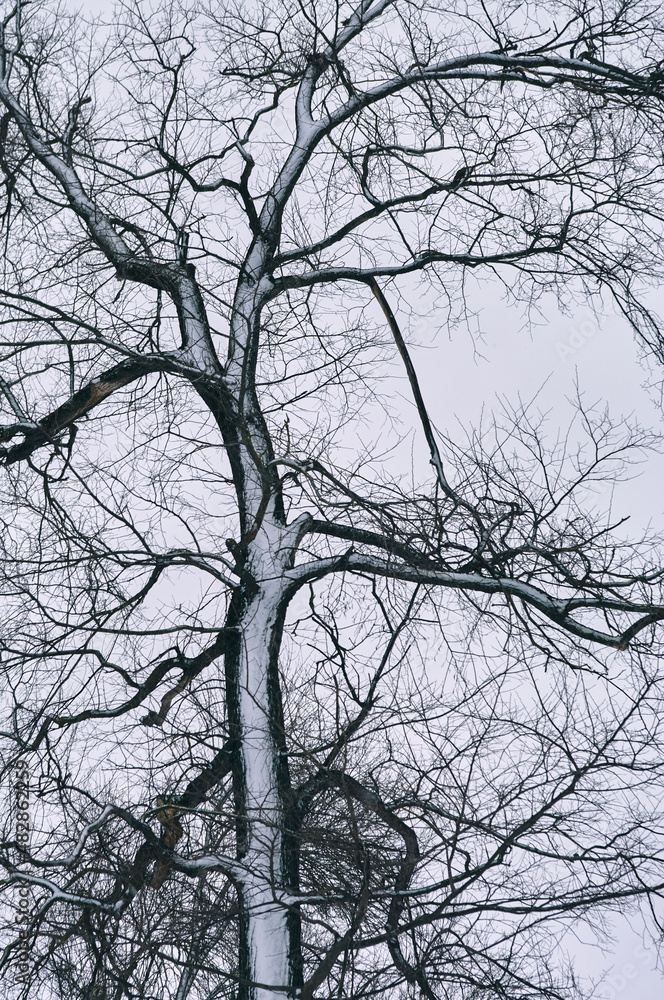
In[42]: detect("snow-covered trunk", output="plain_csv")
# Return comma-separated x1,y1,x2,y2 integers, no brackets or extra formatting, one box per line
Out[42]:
217,261,304,998
230,577,290,999
223,515,303,999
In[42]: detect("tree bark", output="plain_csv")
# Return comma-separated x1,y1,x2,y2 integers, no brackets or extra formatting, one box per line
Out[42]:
225,521,303,1000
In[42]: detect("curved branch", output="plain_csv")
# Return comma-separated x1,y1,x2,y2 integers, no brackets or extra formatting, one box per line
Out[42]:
0,81,222,372
324,53,658,135
108,737,238,905
271,242,567,295
288,548,664,649
299,769,435,998
30,629,231,740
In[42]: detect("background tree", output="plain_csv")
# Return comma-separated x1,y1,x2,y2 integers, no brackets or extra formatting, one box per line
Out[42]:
2,1,664,998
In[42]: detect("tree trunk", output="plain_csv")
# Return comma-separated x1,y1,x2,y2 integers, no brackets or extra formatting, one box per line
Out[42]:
226,527,299,1000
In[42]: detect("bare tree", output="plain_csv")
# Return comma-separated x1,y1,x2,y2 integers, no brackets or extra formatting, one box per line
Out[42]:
2,1,664,998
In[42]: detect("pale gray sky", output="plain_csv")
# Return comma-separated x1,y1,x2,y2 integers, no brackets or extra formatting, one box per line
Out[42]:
404,278,664,999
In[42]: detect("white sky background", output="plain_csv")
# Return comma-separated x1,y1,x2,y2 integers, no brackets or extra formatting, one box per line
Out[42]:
392,275,664,999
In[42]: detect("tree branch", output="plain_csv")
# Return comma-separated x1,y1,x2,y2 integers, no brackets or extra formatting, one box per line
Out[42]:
0,356,165,465
289,549,664,649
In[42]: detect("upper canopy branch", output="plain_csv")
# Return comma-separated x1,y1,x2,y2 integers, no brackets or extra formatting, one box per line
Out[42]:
253,22,652,264
269,242,570,295
323,51,662,135
0,75,222,374
256,34,664,289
